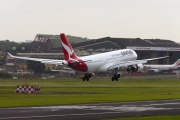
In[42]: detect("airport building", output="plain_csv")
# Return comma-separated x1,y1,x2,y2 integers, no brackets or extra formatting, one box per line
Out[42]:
30,34,90,53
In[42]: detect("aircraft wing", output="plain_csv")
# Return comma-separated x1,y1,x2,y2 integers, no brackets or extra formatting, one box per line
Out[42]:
7,52,65,65
108,52,172,70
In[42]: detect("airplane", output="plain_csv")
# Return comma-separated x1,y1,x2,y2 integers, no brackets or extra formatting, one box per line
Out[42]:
7,33,172,81
144,58,180,73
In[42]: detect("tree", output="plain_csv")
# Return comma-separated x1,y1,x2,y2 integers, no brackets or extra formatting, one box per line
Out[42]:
0,72,12,78
16,42,31,52
0,56,6,63
26,60,45,75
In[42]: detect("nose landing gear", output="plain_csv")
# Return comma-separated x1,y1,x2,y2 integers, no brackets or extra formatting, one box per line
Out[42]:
111,73,120,81
111,68,120,81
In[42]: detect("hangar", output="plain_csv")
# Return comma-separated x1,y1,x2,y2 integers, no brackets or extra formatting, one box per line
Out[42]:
30,34,90,53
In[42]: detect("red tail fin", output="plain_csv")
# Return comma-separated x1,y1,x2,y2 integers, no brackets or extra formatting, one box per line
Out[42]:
174,59,180,66
60,33,78,60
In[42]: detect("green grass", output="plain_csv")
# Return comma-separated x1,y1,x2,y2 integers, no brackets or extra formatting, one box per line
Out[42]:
1,77,180,87
110,115,180,120
1,77,180,108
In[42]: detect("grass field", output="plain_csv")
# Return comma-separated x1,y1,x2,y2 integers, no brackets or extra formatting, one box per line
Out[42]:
1,77,180,87
111,115,180,120
1,77,180,108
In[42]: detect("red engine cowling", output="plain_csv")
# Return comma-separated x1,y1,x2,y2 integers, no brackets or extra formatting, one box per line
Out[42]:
129,64,144,72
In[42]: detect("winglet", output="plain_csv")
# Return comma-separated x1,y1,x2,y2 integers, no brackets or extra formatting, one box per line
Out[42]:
7,52,15,58
169,52,172,58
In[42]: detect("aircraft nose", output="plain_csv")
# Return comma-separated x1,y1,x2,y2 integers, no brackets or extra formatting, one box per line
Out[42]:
133,51,138,59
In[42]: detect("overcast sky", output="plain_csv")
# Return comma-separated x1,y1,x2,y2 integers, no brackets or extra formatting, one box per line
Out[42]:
0,0,180,42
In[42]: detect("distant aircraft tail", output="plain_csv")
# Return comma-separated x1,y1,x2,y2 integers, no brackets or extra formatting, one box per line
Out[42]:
173,59,180,66
60,33,78,61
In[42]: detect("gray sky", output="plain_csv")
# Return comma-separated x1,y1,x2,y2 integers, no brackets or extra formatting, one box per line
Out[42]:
0,0,180,42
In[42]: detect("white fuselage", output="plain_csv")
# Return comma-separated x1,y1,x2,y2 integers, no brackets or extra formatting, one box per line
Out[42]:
144,64,177,70
144,58,180,72
78,49,137,73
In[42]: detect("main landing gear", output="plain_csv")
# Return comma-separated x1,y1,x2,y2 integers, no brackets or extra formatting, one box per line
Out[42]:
111,73,120,81
82,73,92,81
111,68,120,81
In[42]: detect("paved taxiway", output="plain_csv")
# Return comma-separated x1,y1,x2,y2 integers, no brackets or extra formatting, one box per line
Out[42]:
1,99,180,120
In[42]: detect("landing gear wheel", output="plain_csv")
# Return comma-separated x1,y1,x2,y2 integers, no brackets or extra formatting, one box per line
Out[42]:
111,77,115,81
88,74,92,78
112,68,120,81
115,76,118,81
82,73,91,81
117,74,120,78
86,77,89,81
112,74,118,81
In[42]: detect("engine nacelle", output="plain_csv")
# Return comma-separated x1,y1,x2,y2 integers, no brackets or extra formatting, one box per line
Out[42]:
128,64,144,72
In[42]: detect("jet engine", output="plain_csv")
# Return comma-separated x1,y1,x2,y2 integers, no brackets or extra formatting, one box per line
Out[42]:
62,60,77,67
69,61,77,67
127,64,144,72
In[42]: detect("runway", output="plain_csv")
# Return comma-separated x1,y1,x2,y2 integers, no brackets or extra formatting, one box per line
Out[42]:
1,99,180,120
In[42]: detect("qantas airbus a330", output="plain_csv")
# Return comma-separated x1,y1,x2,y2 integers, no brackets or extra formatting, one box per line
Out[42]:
8,33,172,81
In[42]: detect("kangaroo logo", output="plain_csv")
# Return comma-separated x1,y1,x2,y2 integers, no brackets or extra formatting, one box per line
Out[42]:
175,60,180,66
61,40,78,61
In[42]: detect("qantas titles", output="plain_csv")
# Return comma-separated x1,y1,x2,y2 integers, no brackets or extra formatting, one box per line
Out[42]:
111,50,133,57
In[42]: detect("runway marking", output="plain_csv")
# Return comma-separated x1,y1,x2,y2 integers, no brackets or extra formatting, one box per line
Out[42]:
80,99,180,106
143,102,180,107
31,105,172,112
0,111,121,120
